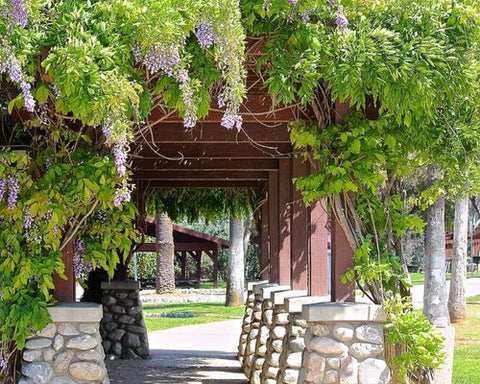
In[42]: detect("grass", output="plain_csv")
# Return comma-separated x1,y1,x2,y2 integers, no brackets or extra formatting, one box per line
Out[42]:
409,272,480,286
199,281,227,289
143,302,244,332
452,296,480,384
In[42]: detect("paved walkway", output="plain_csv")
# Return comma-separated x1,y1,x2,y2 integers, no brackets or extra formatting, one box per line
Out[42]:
106,319,247,384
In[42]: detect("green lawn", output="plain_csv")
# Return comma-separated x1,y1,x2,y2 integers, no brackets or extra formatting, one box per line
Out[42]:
453,296,480,384
143,302,244,332
199,281,227,289
410,272,480,286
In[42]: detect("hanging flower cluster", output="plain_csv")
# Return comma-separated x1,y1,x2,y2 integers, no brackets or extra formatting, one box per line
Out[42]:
0,49,36,112
73,238,92,279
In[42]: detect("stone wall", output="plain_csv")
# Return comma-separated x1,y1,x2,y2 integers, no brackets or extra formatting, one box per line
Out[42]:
250,285,290,384
21,303,109,384
238,289,256,365
242,283,277,377
299,303,390,384
100,280,149,359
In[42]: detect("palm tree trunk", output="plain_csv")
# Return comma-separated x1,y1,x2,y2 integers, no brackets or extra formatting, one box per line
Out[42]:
226,217,245,307
448,198,469,323
155,213,175,293
423,165,450,327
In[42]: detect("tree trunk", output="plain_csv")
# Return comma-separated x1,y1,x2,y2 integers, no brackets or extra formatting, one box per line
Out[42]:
226,217,245,307
243,214,253,258
155,213,175,293
448,198,469,323
423,166,450,327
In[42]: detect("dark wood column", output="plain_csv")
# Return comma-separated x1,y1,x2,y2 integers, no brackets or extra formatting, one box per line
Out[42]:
260,200,270,280
309,199,329,296
53,241,76,302
331,215,355,302
278,159,292,286
330,100,355,302
195,251,202,286
268,171,280,283
180,251,187,279
213,249,219,288
291,156,309,290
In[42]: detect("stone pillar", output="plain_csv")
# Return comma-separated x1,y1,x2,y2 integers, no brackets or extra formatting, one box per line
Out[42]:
250,285,291,384
21,303,109,384
299,303,390,384
277,296,329,384
243,283,278,376
238,281,268,364
100,280,149,359
261,290,307,384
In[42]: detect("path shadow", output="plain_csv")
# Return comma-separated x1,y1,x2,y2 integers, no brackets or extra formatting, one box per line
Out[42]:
106,349,248,384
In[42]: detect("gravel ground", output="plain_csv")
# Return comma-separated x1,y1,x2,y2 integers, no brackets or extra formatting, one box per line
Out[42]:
140,288,227,304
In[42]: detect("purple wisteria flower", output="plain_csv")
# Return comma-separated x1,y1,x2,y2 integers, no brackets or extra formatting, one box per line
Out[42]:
9,0,29,27
0,178,6,201
102,118,112,140
196,23,217,49
21,81,36,112
113,137,128,177
114,182,131,207
288,0,297,5
221,112,242,131
0,355,7,371
7,176,19,209
143,44,181,76
73,238,86,278
336,12,349,31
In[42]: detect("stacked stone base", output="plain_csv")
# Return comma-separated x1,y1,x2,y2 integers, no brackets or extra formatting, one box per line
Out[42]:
299,303,390,384
238,290,256,365
21,303,109,384
100,280,149,359
277,312,308,384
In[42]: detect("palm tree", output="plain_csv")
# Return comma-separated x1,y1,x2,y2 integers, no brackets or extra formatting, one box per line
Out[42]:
155,213,175,293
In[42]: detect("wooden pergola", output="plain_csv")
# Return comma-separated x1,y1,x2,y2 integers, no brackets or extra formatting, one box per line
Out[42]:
137,218,230,288
53,41,355,303
128,49,355,302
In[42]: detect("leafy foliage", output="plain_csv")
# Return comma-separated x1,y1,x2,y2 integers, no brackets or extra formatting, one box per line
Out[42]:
147,188,254,222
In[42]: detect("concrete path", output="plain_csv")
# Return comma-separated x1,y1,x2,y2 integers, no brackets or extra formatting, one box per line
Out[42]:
106,319,247,383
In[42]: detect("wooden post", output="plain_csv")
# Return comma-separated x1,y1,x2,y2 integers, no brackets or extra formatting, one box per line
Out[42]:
331,215,355,302
260,200,270,280
180,251,187,279
291,156,309,290
309,199,329,296
278,159,292,286
268,171,280,283
330,100,355,302
53,241,76,302
196,251,202,287
213,249,219,288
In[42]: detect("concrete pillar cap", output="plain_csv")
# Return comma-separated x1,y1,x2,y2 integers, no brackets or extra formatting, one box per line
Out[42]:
101,280,140,290
302,302,386,322
285,295,329,313
247,280,269,291
253,282,277,295
260,285,291,299
271,290,308,305
47,302,103,323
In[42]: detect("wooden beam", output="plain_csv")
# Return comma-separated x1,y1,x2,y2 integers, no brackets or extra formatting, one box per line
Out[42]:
131,142,292,159
278,159,292,286
291,156,308,291
268,171,280,283
132,170,270,181
143,180,265,189
137,242,221,252
136,123,291,144
331,214,355,302
132,158,279,171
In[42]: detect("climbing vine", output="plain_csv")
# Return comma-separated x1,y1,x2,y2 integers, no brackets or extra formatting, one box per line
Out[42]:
242,0,480,381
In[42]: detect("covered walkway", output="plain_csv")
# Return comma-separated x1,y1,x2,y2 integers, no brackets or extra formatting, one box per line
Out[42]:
106,319,246,383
